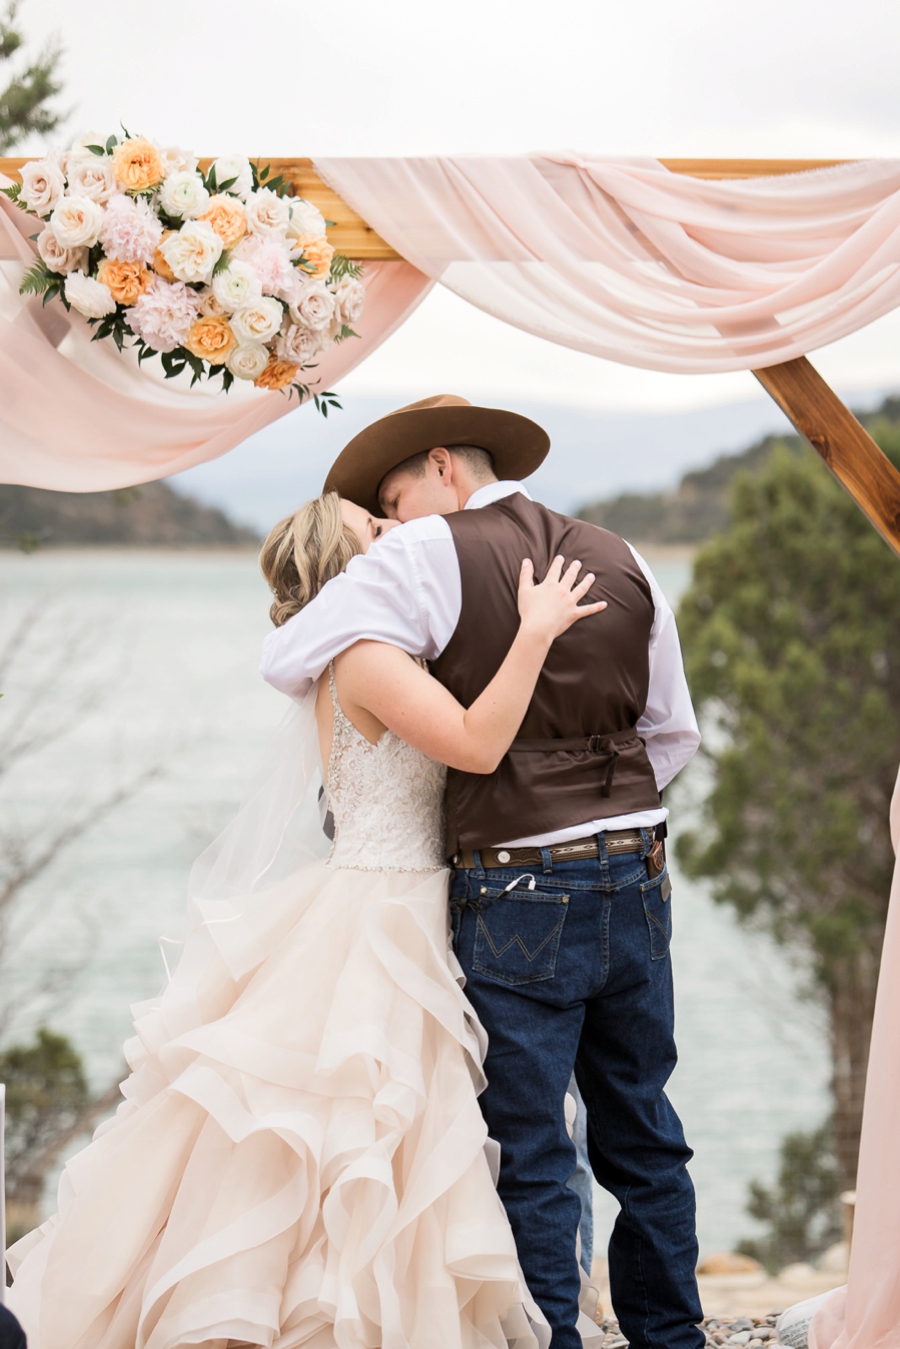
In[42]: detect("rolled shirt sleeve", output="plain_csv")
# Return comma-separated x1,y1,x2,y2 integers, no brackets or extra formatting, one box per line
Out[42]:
260,516,461,702
627,543,701,790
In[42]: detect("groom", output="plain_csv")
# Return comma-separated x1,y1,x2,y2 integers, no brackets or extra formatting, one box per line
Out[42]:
261,395,704,1349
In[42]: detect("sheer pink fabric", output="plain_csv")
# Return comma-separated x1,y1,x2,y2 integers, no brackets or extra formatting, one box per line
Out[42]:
0,184,432,492
807,765,900,1349
313,155,900,374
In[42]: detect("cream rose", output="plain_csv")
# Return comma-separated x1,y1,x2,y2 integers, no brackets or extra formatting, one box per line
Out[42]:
276,321,321,365
212,154,253,201
212,260,263,313
291,281,335,332
230,295,284,344
226,342,271,381
245,187,291,236
20,159,65,216
61,131,106,175
159,146,198,177
198,290,227,317
286,198,327,245
50,195,104,249
37,225,87,276
159,171,210,220
160,220,223,284
66,156,117,205
64,271,116,319
333,275,365,327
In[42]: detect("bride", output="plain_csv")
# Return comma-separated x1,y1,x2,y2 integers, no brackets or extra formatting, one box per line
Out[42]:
8,492,606,1349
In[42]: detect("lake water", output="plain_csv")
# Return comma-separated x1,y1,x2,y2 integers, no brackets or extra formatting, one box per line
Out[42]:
0,549,831,1258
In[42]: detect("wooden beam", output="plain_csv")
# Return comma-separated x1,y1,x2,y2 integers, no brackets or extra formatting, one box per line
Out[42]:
659,158,848,179
753,356,900,559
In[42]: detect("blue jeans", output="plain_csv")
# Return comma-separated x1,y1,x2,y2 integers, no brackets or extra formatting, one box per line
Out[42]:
449,831,704,1349
567,1073,593,1274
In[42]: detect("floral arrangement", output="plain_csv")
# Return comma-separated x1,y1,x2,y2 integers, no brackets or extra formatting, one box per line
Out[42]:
4,130,366,409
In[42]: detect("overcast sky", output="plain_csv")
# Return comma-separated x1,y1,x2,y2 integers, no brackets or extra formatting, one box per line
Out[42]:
17,0,900,413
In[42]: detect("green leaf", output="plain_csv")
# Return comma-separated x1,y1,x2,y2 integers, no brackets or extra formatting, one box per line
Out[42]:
18,257,54,296
221,367,234,393
259,164,270,182
86,143,106,156
41,280,60,306
0,182,21,201
105,134,118,153
137,344,157,365
212,249,230,276
208,162,217,193
218,175,237,193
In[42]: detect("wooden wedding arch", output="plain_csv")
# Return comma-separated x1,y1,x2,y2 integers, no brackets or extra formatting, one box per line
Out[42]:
4,154,900,560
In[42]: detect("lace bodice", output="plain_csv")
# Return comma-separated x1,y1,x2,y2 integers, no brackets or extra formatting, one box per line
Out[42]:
325,664,447,872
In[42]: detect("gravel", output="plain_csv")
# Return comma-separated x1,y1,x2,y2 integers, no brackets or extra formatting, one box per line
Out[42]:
595,1312,792,1348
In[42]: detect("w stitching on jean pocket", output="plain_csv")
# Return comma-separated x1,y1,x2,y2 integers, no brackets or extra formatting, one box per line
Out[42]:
473,888,570,986
641,873,672,960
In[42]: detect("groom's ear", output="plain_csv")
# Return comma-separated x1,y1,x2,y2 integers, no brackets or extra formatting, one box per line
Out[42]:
429,447,453,480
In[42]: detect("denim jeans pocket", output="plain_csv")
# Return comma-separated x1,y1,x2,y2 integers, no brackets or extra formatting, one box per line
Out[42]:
473,886,570,986
641,870,672,960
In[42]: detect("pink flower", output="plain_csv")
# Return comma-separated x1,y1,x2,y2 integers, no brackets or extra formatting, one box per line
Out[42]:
124,276,202,353
233,233,296,301
99,193,163,264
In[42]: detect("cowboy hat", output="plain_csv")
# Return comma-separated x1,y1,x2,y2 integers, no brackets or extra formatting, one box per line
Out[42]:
322,394,550,515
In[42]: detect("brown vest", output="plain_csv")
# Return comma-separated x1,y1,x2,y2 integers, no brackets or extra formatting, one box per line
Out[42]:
430,494,661,854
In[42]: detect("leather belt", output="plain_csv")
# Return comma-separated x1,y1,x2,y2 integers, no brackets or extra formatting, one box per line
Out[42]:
452,828,649,871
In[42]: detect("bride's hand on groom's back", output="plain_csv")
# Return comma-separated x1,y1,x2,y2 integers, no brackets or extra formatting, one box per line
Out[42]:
517,556,607,646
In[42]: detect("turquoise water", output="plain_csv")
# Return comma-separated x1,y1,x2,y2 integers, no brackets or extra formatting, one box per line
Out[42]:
0,549,831,1257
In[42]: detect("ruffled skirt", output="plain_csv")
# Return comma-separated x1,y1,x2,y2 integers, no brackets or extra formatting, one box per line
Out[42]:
9,862,550,1349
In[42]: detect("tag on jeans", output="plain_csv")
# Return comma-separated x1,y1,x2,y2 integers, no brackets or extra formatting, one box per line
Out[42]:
660,874,672,902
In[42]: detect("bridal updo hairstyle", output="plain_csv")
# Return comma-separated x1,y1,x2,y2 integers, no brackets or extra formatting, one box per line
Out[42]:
260,492,363,628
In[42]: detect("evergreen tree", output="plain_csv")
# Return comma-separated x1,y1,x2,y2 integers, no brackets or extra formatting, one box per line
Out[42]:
676,423,900,1189
0,1,63,153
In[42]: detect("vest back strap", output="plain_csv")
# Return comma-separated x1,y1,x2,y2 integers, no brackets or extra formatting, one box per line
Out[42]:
507,728,641,797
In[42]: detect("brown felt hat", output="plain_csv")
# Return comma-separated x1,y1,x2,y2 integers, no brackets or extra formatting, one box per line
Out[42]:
323,394,550,515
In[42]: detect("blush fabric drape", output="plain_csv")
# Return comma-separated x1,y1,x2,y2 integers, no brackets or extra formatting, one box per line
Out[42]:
0,183,433,492
807,764,900,1349
314,155,900,374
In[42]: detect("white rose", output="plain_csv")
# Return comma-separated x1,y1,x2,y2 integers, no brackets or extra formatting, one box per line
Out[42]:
160,220,223,284
276,320,322,365
20,159,65,216
64,271,116,319
49,194,104,248
230,295,284,345
291,280,335,332
212,259,263,312
332,275,365,327
159,145,198,177
65,156,117,204
226,342,271,381
159,170,210,220
212,154,253,201
286,198,326,245
64,131,107,171
245,187,291,236
37,225,88,275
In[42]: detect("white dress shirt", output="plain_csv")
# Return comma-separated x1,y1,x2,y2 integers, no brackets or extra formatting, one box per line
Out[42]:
260,481,700,847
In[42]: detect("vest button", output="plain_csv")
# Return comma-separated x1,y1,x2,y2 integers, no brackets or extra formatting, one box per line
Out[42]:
497,850,511,864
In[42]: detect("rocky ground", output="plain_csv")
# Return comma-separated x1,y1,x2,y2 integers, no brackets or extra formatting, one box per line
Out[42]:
596,1312,787,1348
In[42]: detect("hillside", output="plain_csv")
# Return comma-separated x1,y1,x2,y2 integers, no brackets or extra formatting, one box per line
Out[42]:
0,481,259,550
578,395,900,545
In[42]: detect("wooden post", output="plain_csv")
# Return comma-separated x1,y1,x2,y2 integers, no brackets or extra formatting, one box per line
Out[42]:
752,357,900,559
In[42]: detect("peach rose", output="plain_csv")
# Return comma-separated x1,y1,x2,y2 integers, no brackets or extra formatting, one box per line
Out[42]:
152,230,178,281
112,137,164,193
183,314,237,365
97,257,152,306
298,237,334,280
253,356,299,391
199,194,247,249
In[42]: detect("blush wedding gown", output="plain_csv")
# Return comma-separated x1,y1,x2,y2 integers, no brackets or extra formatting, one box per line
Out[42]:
9,668,580,1349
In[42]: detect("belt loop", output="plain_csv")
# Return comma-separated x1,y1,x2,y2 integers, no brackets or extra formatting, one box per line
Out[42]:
540,846,553,874
639,827,653,857
472,849,486,878
596,829,609,871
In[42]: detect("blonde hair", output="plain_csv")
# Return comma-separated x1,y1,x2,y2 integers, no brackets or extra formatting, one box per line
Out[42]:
260,492,363,627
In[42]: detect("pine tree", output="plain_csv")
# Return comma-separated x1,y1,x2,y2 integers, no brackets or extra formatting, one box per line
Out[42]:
0,1,63,154
676,423,900,1189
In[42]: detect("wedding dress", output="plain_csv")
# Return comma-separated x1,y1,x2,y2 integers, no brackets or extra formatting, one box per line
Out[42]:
8,668,554,1349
